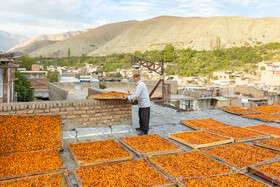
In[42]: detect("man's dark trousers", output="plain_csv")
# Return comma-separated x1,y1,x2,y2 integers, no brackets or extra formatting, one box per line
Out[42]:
139,107,150,132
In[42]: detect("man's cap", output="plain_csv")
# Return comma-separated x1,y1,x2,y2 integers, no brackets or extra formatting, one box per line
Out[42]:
133,73,141,78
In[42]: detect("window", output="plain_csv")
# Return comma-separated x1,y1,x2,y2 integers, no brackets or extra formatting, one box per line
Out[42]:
24,74,30,79
39,73,44,78
32,73,36,78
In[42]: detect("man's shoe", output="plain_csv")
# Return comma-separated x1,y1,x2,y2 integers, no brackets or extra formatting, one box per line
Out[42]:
135,127,142,132
138,131,148,136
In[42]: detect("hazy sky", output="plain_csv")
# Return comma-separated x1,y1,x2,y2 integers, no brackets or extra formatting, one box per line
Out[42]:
1,0,280,38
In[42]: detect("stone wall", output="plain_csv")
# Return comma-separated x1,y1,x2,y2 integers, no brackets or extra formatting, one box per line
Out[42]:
88,87,108,96
30,78,49,90
49,83,68,100
0,99,132,131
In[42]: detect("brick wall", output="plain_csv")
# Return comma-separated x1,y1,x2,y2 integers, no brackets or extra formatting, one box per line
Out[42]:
0,99,132,130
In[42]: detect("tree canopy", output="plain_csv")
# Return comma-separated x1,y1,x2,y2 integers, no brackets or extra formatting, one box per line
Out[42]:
15,71,34,102
27,42,280,78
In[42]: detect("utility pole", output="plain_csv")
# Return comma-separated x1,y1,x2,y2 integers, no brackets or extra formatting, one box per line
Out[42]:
161,60,165,102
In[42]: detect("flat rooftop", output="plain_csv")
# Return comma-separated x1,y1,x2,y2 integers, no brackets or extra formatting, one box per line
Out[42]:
62,103,279,186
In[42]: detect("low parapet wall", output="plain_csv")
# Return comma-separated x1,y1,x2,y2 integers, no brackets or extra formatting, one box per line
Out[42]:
49,82,68,100
0,99,132,130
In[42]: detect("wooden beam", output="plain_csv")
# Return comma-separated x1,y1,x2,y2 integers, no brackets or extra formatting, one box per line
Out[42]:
149,79,162,98
3,68,8,103
0,64,19,68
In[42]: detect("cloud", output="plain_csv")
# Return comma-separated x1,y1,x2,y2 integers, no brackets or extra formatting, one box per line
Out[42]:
227,0,255,6
0,0,279,38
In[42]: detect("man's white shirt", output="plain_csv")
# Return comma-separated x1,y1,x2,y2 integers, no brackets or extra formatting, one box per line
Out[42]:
127,81,150,108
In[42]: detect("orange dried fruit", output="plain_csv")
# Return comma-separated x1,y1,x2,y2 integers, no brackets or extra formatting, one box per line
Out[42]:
75,159,171,186
181,118,231,130
0,150,64,179
69,139,132,166
202,143,280,168
245,124,280,137
182,173,267,186
0,115,61,154
150,151,231,179
250,106,280,114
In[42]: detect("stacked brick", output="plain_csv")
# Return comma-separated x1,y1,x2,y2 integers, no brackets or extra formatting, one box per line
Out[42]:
0,99,132,130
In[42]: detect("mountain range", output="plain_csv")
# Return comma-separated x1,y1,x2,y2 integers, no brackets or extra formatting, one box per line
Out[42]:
4,16,280,57
0,30,29,52
8,29,91,54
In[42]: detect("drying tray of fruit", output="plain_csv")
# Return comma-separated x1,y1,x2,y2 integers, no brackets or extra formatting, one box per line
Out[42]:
167,130,234,149
249,105,280,115
87,91,130,99
242,113,280,122
177,173,269,187
254,138,280,152
0,149,65,181
119,134,185,158
147,151,233,183
245,124,280,138
0,169,71,187
250,161,280,186
220,107,259,116
207,126,271,142
69,139,134,167
273,103,280,106
0,115,62,155
200,143,280,173
180,118,231,130
73,159,176,187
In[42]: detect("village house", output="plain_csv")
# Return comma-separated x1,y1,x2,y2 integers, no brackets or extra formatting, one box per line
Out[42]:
259,61,280,85
19,64,49,90
19,63,49,100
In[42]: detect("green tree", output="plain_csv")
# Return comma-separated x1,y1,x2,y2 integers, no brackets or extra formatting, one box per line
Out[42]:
216,36,221,49
19,55,35,70
260,66,266,71
46,71,59,82
15,71,34,102
162,43,175,62
68,48,71,57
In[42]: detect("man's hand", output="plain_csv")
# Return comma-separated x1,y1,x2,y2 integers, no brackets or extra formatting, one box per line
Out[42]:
123,96,128,100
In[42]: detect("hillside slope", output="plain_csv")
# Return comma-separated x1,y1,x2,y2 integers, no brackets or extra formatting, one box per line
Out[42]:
13,40,58,55
89,16,280,56
28,16,280,57
30,21,139,57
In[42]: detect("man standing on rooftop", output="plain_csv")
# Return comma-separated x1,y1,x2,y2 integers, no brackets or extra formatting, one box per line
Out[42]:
123,73,150,135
